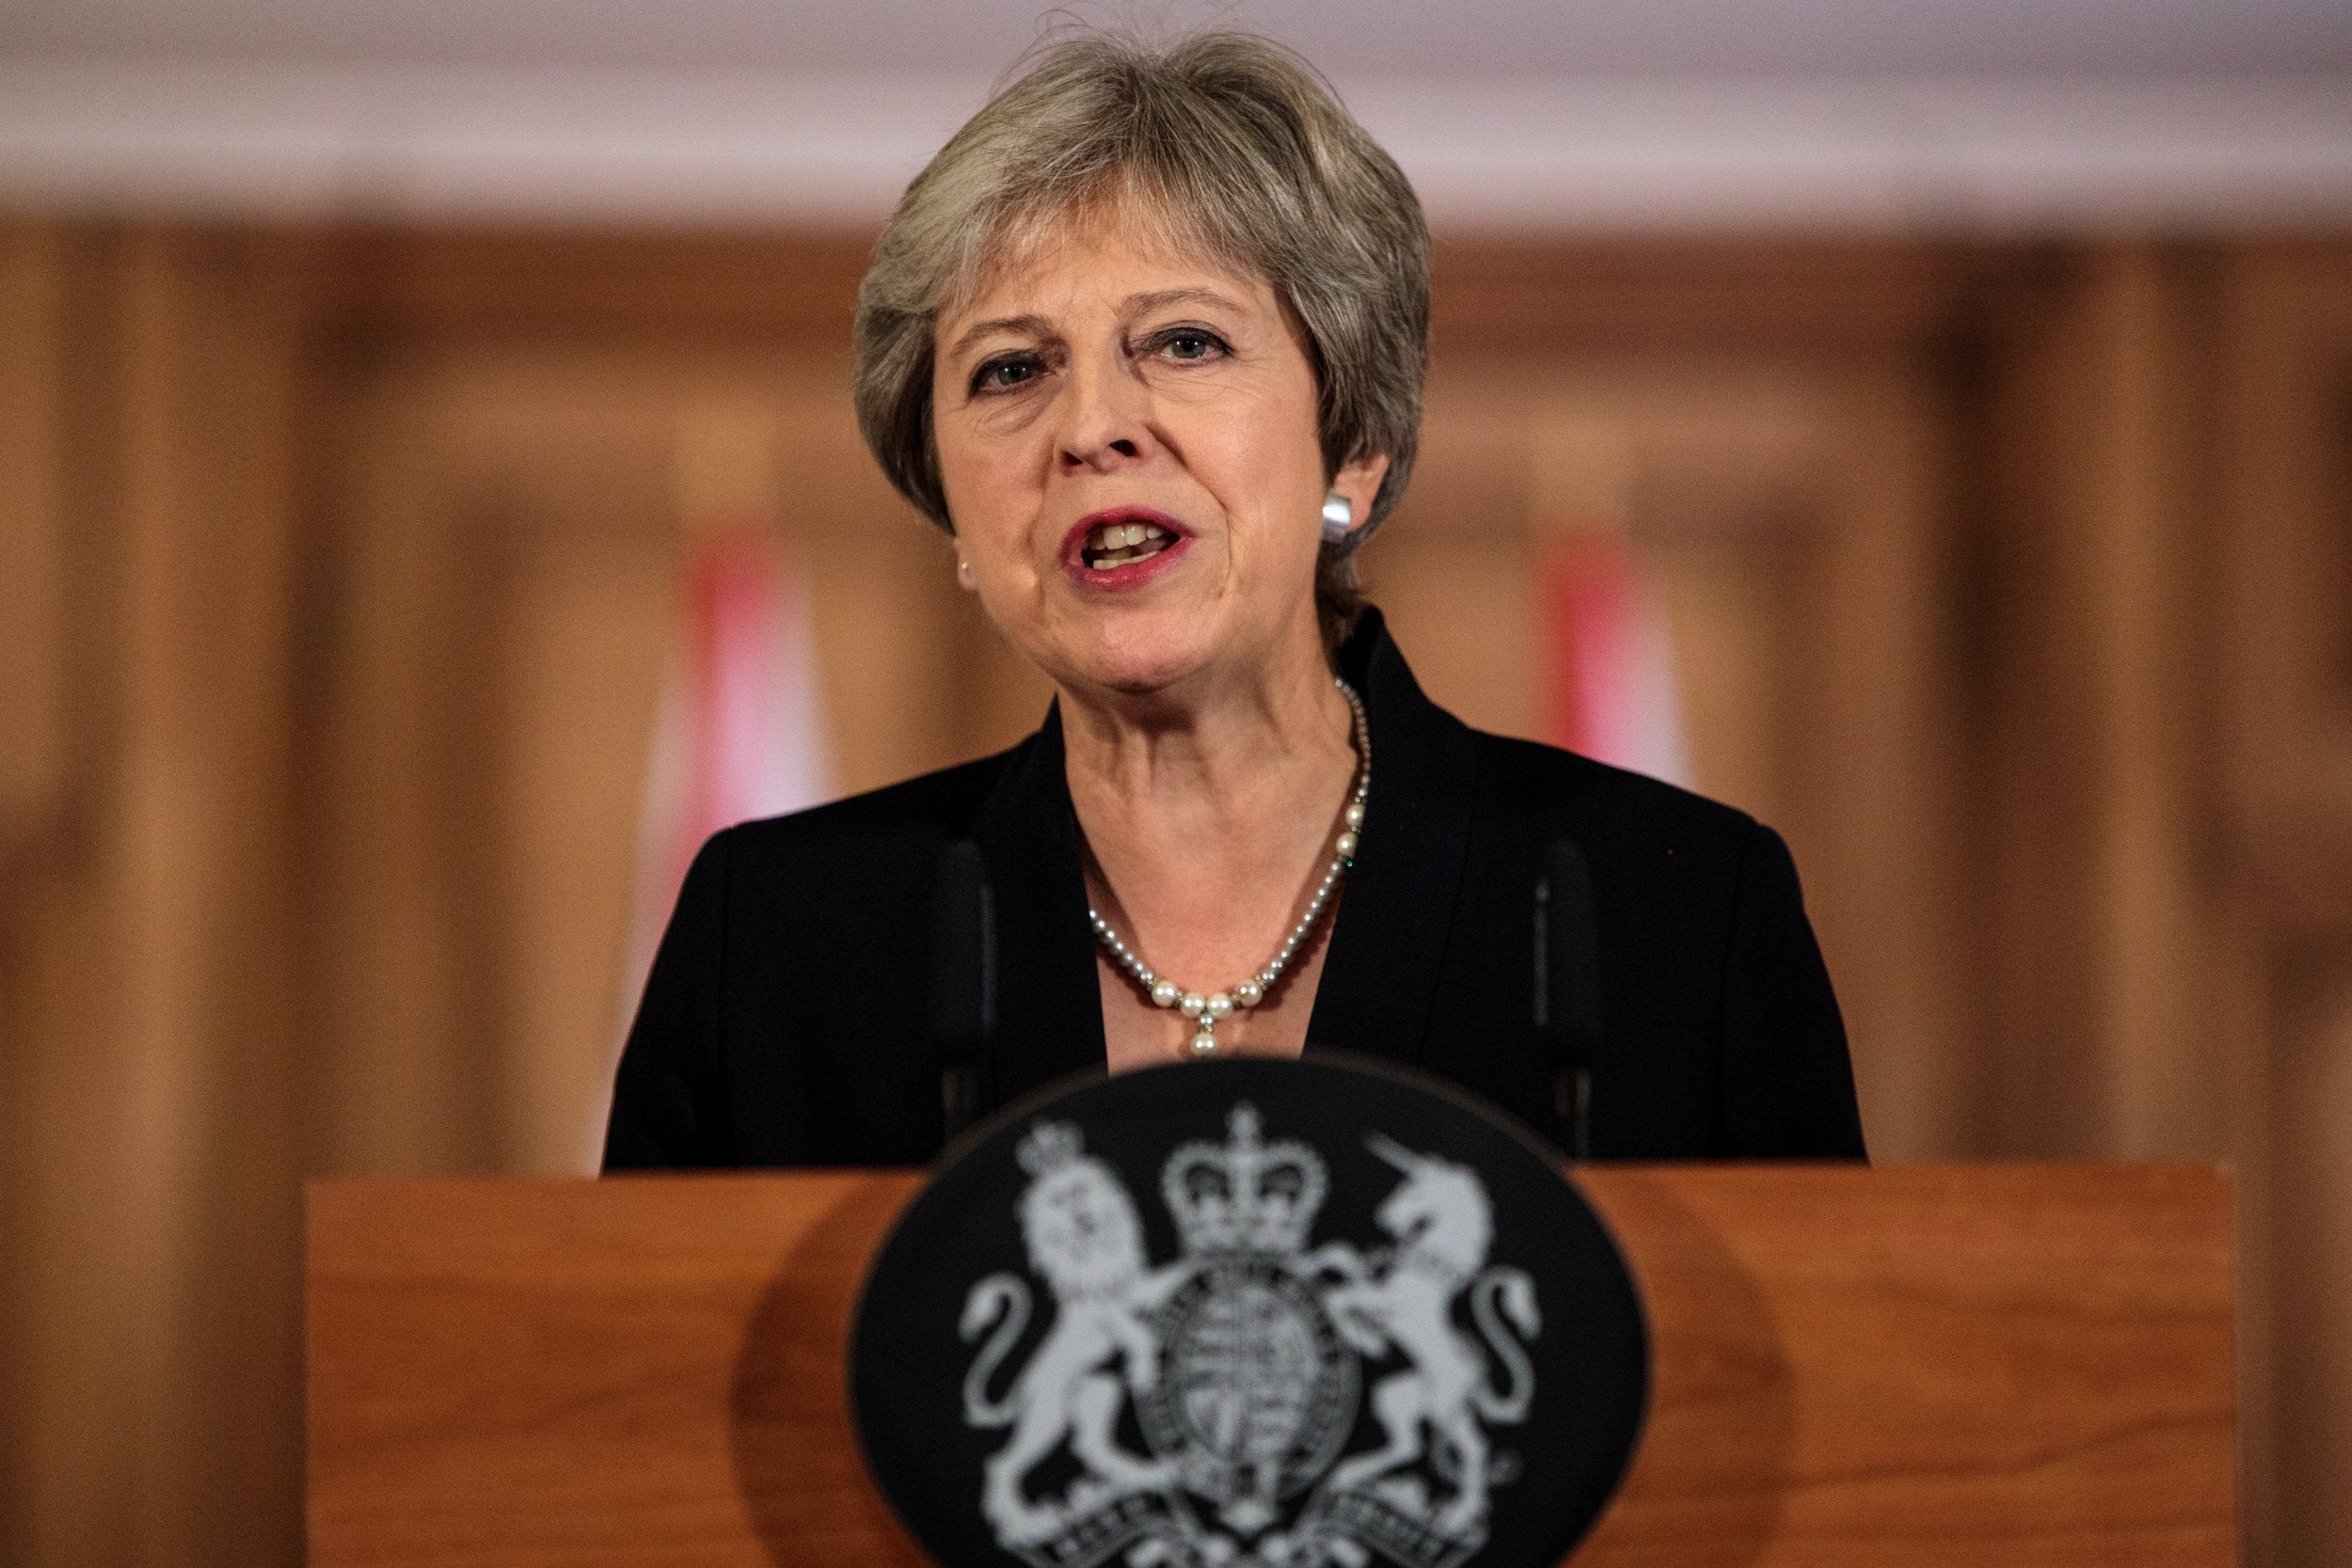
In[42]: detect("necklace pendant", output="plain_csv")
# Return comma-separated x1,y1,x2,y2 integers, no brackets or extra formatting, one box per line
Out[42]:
1188,1023,1219,1057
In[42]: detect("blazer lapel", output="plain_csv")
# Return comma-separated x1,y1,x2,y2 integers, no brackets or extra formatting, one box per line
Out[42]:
970,702,1109,1108
1306,611,1480,1069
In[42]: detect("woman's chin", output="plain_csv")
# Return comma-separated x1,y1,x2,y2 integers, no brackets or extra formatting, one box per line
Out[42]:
1050,599,1232,698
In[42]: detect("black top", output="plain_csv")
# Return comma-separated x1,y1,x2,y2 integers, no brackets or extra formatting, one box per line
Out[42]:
604,610,1867,1169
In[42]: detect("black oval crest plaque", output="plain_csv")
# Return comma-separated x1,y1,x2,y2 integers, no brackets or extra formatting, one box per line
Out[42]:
850,1053,1647,1568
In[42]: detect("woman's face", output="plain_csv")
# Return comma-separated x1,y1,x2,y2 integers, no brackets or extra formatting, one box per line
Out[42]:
931,213,1387,699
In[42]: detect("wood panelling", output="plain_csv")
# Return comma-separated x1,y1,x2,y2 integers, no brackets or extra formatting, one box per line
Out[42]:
2,226,312,1568
1425,238,2036,352
3,222,2344,1567
307,1165,2237,1568
2216,244,2352,941
2212,243,2352,1568
1974,245,2225,1160
0,225,75,850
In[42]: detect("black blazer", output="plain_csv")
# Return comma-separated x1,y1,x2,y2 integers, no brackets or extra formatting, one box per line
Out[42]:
604,609,1866,1169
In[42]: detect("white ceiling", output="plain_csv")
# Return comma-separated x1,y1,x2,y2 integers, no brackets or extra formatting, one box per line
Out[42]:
8,0,2352,76
3,1,2348,229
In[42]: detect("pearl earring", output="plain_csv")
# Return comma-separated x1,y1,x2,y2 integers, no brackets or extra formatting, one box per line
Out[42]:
1320,493,1353,545
957,557,974,583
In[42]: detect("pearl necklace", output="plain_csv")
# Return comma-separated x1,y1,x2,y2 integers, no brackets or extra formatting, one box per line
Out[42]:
1088,678,1371,1059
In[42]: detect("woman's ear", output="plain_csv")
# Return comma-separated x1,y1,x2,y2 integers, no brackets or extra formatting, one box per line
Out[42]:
1328,451,1392,540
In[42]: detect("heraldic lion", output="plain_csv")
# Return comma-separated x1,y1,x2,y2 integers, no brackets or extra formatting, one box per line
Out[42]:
961,1123,1184,1543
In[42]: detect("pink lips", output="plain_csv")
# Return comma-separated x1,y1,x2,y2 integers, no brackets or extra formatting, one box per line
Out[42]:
1060,507,1193,592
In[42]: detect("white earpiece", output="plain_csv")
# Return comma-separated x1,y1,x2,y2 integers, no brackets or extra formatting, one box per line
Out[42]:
1320,493,1353,545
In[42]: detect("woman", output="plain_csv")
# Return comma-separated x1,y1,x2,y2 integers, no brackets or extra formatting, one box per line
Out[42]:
605,32,1865,1168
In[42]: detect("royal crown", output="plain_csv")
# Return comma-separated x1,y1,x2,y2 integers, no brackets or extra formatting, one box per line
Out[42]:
1015,1119,1087,1177
1161,1103,1328,1255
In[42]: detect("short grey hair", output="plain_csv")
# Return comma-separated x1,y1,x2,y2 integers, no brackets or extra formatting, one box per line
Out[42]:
852,29,1430,647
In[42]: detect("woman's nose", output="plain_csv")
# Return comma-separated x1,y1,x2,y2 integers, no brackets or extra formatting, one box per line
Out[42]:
1055,357,1153,474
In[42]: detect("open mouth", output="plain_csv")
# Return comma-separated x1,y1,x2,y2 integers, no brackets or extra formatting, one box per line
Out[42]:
1077,516,1181,571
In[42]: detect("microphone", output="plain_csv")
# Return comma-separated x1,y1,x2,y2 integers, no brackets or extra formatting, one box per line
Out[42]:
1535,838,1602,1161
928,838,994,1147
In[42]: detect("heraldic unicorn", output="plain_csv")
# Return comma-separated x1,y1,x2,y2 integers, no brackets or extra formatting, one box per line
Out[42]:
957,1103,1543,1568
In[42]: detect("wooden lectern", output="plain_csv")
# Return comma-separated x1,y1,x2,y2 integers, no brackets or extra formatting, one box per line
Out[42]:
308,1165,2237,1566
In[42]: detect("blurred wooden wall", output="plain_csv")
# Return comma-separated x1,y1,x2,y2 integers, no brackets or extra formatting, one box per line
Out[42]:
3,221,2348,1566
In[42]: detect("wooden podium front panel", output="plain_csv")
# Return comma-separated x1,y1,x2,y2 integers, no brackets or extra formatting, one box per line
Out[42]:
308,1175,930,1568
1573,1165,2236,1568
307,1165,2235,1567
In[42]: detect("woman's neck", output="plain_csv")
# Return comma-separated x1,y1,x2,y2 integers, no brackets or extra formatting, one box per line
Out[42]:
1057,612,1360,1014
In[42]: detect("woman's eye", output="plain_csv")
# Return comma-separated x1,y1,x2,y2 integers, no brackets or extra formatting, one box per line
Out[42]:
1161,331,1222,361
973,356,1040,393
1141,327,1227,364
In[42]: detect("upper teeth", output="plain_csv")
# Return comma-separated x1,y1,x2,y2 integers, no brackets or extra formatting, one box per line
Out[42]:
1091,521,1166,550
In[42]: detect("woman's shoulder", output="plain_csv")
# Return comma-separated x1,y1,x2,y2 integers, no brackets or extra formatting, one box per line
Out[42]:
1465,726,1766,867
707,735,1034,875
1344,609,1773,880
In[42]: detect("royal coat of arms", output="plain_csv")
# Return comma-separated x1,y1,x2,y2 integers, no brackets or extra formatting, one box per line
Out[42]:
957,1103,1542,1568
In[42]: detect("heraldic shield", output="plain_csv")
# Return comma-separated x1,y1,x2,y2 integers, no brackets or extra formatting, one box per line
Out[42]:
850,1054,1648,1568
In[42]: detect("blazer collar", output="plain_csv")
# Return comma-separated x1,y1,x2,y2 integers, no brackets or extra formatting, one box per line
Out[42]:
968,608,1480,1106
969,703,1109,1109
1305,609,1480,1070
